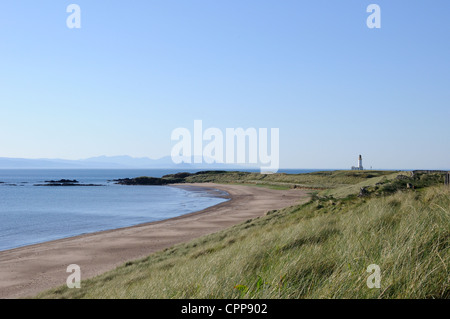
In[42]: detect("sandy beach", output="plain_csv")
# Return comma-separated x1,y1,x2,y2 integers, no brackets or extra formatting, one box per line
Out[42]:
0,183,309,299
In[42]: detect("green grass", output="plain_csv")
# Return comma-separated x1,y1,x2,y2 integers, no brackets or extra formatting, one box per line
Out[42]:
319,171,408,198
37,182,450,299
118,170,398,190
158,170,397,190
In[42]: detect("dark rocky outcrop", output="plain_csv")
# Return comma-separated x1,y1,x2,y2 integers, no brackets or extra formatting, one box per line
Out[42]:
114,171,211,185
162,172,192,179
115,171,232,186
358,187,369,197
114,177,172,186
45,179,79,184
34,179,103,187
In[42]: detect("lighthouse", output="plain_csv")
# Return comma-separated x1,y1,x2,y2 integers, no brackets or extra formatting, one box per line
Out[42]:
358,155,363,170
351,155,364,170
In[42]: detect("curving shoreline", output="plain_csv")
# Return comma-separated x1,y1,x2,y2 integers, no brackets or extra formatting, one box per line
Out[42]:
0,183,309,299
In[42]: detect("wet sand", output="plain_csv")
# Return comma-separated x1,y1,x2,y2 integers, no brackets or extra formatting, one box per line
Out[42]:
0,183,309,299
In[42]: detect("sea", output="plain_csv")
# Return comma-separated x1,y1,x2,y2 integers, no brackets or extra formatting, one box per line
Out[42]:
0,169,318,252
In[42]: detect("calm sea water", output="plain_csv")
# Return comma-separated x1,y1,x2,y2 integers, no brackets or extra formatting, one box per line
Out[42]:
0,169,318,252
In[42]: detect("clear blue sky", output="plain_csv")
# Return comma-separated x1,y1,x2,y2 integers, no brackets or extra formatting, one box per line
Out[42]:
0,1,449,169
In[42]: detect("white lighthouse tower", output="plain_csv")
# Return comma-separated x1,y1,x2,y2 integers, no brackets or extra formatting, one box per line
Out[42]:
351,155,364,170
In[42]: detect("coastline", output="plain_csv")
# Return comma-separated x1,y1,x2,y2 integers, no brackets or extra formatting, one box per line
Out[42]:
0,183,229,252
0,183,309,299
170,184,231,199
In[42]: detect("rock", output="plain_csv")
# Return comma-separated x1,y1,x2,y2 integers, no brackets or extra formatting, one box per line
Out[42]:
358,187,369,197
162,172,192,179
44,179,79,184
115,177,171,186
35,179,102,186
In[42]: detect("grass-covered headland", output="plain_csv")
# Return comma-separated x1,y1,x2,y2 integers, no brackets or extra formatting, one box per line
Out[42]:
39,170,449,299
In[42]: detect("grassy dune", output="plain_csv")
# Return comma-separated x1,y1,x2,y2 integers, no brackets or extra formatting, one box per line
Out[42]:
38,171,449,299
118,170,397,190
177,170,397,189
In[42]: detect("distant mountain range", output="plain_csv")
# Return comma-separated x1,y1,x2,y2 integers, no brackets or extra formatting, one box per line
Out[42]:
0,156,257,169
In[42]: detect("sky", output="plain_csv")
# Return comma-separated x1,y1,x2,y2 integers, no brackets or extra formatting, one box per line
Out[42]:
0,0,449,169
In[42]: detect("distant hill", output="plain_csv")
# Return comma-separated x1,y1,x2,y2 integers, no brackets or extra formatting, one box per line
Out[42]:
0,156,256,169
